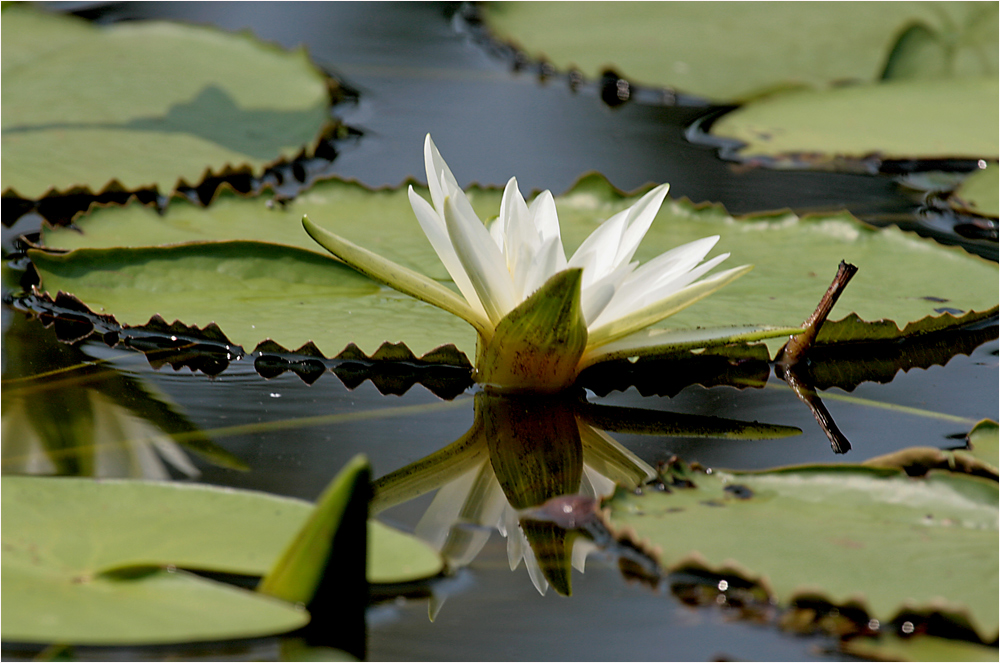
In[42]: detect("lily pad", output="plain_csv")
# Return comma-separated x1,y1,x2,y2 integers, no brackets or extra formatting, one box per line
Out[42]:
952,163,999,217
842,633,999,662
482,2,998,101
710,77,999,160
2,475,443,644
1,4,331,199
603,463,999,642
967,419,999,470
32,176,997,362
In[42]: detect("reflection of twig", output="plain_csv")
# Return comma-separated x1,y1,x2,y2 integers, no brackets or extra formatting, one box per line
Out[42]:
778,261,858,364
776,261,858,454
779,365,851,454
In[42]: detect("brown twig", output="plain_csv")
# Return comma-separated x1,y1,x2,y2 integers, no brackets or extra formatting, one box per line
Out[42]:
775,261,858,454
777,261,859,365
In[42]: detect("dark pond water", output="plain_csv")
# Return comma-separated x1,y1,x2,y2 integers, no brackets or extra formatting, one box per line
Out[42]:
3,2,998,661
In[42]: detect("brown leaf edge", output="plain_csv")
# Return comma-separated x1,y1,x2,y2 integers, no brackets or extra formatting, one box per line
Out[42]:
15,290,473,399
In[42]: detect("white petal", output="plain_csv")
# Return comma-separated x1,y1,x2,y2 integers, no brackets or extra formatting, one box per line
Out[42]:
593,236,721,325
424,134,459,213
521,531,550,596
424,134,481,227
568,208,629,285
580,260,635,325
528,190,565,257
445,196,518,324
499,177,536,286
518,236,563,299
614,183,670,265
408,186,489,320
503,504,525,570
588,264,753,347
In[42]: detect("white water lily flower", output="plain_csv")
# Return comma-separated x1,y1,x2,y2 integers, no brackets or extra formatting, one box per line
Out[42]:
304,135,798,392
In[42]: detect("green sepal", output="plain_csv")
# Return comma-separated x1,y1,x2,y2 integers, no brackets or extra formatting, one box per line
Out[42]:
476,269,588,393
302,216,491,337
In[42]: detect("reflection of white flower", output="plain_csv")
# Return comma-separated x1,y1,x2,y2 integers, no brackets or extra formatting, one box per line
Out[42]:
1,392,199,480
304,136,800,392
412,423,652,597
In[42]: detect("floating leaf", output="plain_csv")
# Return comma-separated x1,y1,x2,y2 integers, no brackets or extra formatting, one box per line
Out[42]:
29,241,473,362
33,177,997,363
967,419,999,470
481,2,997,101
790,308,999,392
1,4,330,199
1,476,309,644
842,633,999,662
1,474,443,645
710,77,998,160
603,462,999,642
952,163,999,217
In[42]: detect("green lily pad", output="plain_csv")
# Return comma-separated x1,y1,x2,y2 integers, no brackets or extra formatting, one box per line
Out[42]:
2,474,443,644
1,4,330,199
842,633,999,662
952,163,999,217
482,2,998,101
603,463,999,642
28,241,473,362
710,77,998,160
32,176,997,362
967,419,999,470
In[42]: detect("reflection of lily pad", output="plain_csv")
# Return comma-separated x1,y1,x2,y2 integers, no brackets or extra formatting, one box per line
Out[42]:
1,5,330,199
2,475,442,644
482,2,998,101
604,462,999,642
710,77,998,160
33,176,997,362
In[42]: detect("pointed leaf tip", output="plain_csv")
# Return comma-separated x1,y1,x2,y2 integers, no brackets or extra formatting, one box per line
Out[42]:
258,454,371,606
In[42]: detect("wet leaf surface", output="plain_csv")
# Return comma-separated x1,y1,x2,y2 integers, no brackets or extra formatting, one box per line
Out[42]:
603,459,999,642
1,5,330,199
